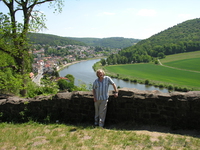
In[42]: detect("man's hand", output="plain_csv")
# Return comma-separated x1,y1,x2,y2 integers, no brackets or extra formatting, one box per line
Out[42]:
114,93,118,98
94,98,97,102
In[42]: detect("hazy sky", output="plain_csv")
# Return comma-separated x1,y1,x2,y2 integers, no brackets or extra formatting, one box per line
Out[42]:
1,0,200,39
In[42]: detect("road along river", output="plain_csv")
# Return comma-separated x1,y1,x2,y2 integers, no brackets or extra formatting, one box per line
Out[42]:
59,59,169,93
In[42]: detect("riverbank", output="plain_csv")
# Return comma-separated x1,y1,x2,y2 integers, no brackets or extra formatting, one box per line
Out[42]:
58,57,105,72
57,60,87,72
59,59,169,92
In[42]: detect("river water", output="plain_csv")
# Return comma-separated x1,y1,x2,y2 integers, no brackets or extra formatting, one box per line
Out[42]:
59,59,169,93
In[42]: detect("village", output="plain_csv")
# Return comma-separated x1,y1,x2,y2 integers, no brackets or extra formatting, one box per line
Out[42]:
30,44,120,81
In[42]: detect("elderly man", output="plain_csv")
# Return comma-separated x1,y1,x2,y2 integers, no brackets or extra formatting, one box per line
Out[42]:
92,69,118,128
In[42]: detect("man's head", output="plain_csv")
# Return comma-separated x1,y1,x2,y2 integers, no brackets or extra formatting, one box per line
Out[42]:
96,69,105,78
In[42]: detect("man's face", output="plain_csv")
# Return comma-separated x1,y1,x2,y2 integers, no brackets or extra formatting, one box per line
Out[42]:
97,71,104,78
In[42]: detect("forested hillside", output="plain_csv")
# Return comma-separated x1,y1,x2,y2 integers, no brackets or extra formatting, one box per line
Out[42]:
68,37,141,48
106,18,200,65
28,33,87,46
28,33,141,49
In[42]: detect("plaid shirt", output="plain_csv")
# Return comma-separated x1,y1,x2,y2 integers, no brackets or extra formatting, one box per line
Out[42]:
92,76,114,100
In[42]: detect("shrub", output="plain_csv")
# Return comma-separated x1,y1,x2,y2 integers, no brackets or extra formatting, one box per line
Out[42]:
154,60,159,64
57,79,74,91
123,78,129,81
145,80,149,85
168,84,174,90
174,86,182,91
158,84,164,88
182,87,189,92
130,79,137,83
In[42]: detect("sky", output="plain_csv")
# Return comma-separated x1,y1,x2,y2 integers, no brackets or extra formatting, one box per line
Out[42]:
1,0,200,39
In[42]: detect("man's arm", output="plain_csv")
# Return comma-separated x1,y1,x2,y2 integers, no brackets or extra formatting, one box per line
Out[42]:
112,83,118,98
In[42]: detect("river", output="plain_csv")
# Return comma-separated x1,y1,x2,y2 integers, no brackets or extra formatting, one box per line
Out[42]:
59,59,169,93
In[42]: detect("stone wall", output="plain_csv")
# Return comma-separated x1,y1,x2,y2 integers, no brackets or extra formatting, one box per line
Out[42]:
1,88,200,130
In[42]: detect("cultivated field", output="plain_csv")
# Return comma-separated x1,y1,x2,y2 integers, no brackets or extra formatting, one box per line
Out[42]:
160,51,200,63
104,51,200,90
161,51,200,72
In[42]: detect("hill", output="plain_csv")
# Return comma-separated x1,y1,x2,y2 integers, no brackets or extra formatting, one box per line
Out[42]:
28,33,141,49
28,33,87,46
68,37,141,48
106,18,200,65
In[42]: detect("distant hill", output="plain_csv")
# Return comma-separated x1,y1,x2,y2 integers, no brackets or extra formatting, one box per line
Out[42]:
28,33,141,49
106,18,200,64
28,33,87,46
67,37,141,49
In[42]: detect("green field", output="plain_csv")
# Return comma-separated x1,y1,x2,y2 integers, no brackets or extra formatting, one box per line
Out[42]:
160,51,200,63
160,50,200,72
104,51,200,90
164,58,200,72
105,64,200,88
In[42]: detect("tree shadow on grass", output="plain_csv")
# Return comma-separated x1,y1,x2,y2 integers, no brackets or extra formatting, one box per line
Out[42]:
72,122,200,138
104,122,200,138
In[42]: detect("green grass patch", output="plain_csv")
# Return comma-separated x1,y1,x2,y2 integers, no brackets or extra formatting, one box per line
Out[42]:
1,122,200,149
160,51,200,63
163,58,200,72
104,63,200,90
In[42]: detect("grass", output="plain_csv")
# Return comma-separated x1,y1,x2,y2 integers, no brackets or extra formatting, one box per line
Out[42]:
163,58,200,72
160,51,200,63
103,51,200,91
1,122,200,150
160,51,200,72
105,63,200,88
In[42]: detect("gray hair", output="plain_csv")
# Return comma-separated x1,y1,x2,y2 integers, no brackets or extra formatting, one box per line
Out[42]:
96,69,105,77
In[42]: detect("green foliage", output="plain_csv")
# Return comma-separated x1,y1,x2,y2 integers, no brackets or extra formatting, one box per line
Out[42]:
56,74,89,92
158,52,165,59
168,84,174,90
0,70,22,95
145,80,150,85
28,33,87,46
57,79,74,91
26,79,58,98
68,37,141,48
0,0,64,96
154,60,159,64
73,83,89,91
100,58,106,66
107,18,200,65
65,74,75,85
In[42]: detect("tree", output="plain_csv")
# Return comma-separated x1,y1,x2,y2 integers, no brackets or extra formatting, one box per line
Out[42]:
57,79,74,91
0,0,64,96
65,74,75,85
100,58,106,66
158,52,165,59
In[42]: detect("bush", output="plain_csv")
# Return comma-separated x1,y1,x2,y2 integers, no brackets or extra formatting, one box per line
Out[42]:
130,79,137,83
145,80,149,85
182,87,189,92
123,78,129,81
26,79,58,98
57,79,74,91
158,83,164,88
174,86,182,91
168,84,174,90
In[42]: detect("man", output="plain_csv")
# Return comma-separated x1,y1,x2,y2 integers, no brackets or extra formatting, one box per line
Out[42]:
92,69,118,128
